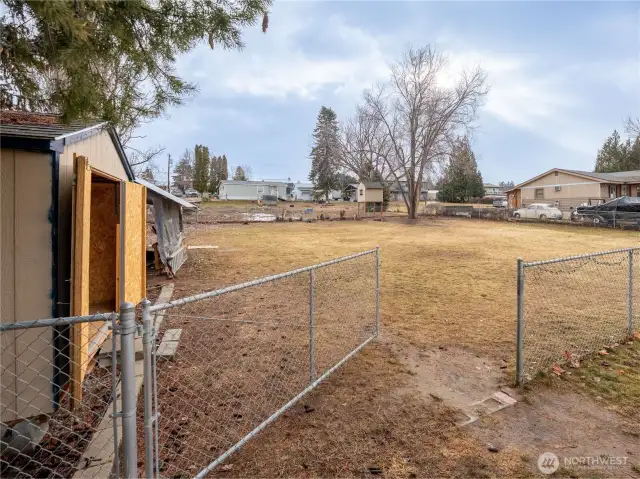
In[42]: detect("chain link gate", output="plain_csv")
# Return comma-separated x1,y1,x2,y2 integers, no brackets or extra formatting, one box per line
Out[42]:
515,247,640,384
139,249,380,477
0,305,140,478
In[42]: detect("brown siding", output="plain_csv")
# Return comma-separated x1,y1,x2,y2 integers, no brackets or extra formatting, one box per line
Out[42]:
1,149,54,421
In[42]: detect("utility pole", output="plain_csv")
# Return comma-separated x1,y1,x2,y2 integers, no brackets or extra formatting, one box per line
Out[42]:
167,154,172,192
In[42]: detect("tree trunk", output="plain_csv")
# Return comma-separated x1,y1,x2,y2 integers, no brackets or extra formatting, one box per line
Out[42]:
408,196,419,219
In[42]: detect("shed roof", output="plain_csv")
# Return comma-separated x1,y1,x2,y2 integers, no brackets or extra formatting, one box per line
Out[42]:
360,182,384,189
1,110,105,139
0,110,134,180
136,178,197,209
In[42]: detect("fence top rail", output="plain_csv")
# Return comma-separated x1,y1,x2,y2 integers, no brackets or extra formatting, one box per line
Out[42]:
0,312,118,332
523,246,640,268
149,248,379,313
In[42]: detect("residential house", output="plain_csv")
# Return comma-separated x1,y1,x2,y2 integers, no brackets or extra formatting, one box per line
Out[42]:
505,168,640,212
219,179,287,200
483,183,503,196
172,173,193,192
385,173,433,202
294,182,341,201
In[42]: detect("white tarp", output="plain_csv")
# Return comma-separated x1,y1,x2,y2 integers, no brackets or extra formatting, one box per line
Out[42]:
152,195,184,269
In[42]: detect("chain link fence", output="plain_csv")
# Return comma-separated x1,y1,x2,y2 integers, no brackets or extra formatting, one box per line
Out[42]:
0,311,134,479
139,249,379,477
184,205,319,224
422,201,640,230
516,248,640,383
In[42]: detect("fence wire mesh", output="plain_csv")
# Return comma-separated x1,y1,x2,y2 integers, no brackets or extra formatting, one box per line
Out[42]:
1,313,122,479
518,248,639,382
141,250,378,477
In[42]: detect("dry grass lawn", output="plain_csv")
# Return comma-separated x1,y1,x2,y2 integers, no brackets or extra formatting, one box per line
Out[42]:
180,218,638,360
147,218,639,477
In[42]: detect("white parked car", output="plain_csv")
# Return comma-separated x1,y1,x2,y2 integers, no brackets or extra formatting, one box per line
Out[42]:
514,203,563,220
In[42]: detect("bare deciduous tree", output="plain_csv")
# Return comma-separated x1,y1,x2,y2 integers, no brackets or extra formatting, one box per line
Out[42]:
626,116,640,137
361,46,488,218
340,105,394,181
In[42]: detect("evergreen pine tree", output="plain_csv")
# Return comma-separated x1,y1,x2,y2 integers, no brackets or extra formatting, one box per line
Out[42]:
595,130,632,172
437,137,484,203
309,106,340,200
193,145,210,193
221,155,229,180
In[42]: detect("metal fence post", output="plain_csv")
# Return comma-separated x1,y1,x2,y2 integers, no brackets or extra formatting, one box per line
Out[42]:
119,302,138,479
516,258,525,385
629,249,634,337
375,247,380,337
309,269,316,382
141,299,155,478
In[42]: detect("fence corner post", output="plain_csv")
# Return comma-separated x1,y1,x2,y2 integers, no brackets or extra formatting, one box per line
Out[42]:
516,258,525,386
119,301,138,479
628,250,634,337
309,269,316,382
375,247,381,338
141,299,155,478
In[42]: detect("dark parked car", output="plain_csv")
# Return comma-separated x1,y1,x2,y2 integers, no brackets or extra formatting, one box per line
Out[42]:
575,196,640,225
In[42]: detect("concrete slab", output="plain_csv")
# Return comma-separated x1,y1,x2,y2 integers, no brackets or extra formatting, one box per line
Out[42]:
156,329,182,359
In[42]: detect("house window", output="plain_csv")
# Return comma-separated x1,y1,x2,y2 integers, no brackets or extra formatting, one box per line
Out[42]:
534,188,544,199
554,171,559,176
637,186,640,197
622,185,628,196
360,189,364,195
609,185,617,198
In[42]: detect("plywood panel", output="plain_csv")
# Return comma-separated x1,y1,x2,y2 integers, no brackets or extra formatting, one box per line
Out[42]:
88,182,118,353
71,155,91,407
89,183,117,308
122,183,146,304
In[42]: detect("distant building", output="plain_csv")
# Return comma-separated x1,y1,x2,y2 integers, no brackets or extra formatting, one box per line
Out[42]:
505,168,640,211
172,173,193,192
484,183,502,196
219,180,287,200
294,182,341,201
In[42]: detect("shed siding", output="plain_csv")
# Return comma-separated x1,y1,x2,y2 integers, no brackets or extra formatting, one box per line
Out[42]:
60,130,128,180
1,149,54,421
357,183,383,203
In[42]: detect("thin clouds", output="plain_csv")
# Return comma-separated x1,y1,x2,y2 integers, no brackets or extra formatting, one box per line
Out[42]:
130,1,639,182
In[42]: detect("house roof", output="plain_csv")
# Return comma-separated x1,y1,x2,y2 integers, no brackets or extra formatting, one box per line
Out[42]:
483,183,499,188
360,181,384,189
506,168,640,192
564,169,640,183
221,180,287,186
1,110,134,180
136,178,197,209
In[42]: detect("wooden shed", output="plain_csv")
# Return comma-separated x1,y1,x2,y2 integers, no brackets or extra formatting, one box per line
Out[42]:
356,181,384,217
1,111,146,420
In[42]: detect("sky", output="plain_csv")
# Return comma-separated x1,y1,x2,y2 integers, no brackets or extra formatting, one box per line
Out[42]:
130,1,640,185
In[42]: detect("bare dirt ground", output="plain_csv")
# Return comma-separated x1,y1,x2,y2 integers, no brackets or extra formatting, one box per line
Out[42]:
144,218,640,477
